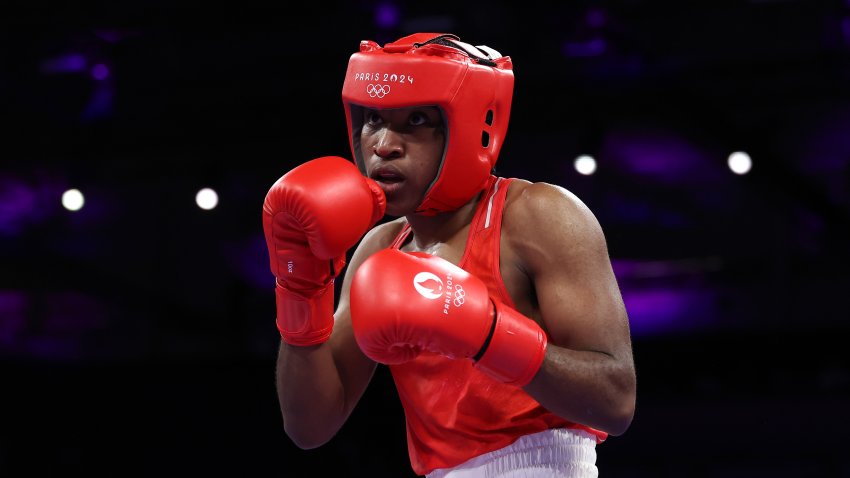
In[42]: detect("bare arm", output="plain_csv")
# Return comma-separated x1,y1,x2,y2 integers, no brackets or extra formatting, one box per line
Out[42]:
506,183,636,435
276,221,400,448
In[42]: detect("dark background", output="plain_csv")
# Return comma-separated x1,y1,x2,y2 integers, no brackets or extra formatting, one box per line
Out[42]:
2,1,849,476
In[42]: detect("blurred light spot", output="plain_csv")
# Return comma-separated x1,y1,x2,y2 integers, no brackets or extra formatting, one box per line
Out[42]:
91,63,109,80
728,151,752,175
39,53,86,74
574,154,597,175
80,82,115,122
375,2,400,29
621,287,717,337
562,38,607,58
601,126,724,185
196,188,219,210
62,189,85,211
0,178,37,235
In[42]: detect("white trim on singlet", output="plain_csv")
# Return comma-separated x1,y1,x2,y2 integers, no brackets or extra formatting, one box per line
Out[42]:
484,178,503,229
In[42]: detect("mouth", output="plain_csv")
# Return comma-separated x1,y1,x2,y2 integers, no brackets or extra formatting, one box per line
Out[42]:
370,166,406,194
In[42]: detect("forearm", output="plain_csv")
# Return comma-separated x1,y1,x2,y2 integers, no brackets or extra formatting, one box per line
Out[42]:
523,344,636,435
276,341,347,449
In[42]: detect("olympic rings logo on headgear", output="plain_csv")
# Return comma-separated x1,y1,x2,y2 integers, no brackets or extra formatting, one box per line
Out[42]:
453,285,466,307
366,84,390,98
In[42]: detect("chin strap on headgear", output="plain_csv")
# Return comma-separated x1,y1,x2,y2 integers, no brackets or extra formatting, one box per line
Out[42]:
341,33,514,215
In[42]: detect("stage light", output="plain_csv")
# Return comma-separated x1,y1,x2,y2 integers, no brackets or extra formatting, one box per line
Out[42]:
196,188,219,210
62,189,85,211
728,151,752,175
574,154,598,175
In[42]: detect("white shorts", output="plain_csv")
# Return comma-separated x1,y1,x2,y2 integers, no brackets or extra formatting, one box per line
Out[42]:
426,428,599,478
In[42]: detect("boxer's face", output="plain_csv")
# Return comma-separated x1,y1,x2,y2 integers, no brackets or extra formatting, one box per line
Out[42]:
360,106,445,216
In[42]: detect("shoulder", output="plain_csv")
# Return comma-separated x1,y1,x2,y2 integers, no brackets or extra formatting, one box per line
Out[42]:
505,178,596,220
504,179,601,232
503,179,608,269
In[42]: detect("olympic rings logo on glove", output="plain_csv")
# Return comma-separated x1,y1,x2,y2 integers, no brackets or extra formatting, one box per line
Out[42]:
453,285,466,307
366,84,391,98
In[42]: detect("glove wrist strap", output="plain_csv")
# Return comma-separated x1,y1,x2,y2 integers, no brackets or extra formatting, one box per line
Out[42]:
474,300,547,386
275,281,335,346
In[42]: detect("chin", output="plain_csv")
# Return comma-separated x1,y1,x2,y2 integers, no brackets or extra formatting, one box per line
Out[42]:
383,206,408,218
384,200,418,218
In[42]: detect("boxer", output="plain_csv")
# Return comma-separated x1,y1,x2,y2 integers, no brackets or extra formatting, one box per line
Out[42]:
263,33,636,477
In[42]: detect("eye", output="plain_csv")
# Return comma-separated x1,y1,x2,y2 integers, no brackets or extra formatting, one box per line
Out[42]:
408,112,428,127
364,110,383,126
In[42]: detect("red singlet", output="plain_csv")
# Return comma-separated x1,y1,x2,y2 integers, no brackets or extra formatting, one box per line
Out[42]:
387,176,607,475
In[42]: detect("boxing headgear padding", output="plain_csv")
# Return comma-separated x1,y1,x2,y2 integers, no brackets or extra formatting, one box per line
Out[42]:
342,33,514,215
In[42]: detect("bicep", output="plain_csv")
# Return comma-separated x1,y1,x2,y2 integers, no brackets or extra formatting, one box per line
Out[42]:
534,246,630,358
514,185,632,358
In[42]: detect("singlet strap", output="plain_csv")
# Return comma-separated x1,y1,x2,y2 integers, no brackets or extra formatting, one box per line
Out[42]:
386,175,510,261
458,176,514,306
389,222,413,250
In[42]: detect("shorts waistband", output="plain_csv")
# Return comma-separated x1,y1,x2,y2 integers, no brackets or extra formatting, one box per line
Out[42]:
427,428,598,478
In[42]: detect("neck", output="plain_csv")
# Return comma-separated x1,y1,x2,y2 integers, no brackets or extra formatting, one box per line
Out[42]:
405,192,483,250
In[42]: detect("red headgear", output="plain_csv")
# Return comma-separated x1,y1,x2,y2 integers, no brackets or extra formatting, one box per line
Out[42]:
341,33,514,215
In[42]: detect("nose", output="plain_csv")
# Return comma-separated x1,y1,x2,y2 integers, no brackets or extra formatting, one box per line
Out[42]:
373,127,404,159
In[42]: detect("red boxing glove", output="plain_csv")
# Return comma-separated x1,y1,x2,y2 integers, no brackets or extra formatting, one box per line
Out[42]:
263,156,386,346
350,249,547,387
